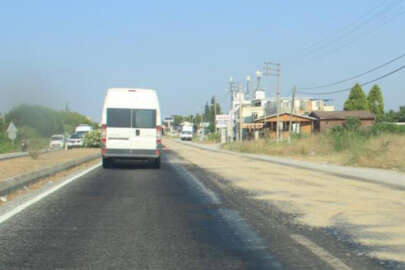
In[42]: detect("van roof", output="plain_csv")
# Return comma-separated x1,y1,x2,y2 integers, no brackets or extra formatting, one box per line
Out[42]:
107,88,156,93
104,88,158,109
102,87,161,125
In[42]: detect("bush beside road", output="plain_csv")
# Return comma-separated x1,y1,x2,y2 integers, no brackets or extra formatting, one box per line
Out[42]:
167,138,405,264
223,122,405,172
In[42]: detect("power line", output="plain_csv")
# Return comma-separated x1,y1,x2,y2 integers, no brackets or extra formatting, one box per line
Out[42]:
300,52,405,90
309,7,405,60
303,0,391,52
297,64,405,95
304,0,403,58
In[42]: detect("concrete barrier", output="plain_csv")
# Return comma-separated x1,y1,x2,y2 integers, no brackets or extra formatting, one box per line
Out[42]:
0,152,27,161
0,153,100,196
0,148,62,162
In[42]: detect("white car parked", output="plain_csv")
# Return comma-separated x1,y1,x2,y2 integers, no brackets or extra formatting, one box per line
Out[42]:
67,133,84,149
49,134,65,149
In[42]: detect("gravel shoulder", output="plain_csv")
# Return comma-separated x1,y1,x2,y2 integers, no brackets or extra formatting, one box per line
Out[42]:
0,148,99,181
166,138,405,266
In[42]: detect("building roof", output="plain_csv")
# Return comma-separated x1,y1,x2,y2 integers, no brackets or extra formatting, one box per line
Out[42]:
255,112,317,122
310,111,375,120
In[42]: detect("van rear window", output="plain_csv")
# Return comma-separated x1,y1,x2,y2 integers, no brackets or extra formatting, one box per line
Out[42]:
133,109,156,129
107,108,131,128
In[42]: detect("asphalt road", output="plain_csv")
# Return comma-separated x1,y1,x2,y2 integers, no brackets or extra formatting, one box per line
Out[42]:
0,153,387,269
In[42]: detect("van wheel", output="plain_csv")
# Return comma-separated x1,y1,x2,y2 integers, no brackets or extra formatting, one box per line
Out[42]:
154,157,161,169
102,158,113,169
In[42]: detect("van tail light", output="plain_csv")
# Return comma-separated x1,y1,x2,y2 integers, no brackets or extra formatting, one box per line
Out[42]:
156,125,162,145
101,124,107,155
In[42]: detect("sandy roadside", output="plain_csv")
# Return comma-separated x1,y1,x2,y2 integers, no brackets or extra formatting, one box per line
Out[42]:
165,139,405,263
0,148,99,181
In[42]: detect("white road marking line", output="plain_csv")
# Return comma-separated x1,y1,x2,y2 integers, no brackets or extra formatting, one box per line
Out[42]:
291,234,352,270
0,163,101,225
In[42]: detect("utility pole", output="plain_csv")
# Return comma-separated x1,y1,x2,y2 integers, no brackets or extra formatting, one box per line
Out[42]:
263,62,281,141
229,77,235,110
263,62,272,97
213,95,217,132
275,64,281,142
238,82,243,141
288,86,296,143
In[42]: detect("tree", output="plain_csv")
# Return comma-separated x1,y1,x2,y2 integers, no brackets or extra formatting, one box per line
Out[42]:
0,113,4,133
367,84,384,121
172,115,184,127
193,113,202,127
399,106,405,122
207,96,222,132
344,84,368,111
383,106,405,122
5,104,97,138
204,102,210,123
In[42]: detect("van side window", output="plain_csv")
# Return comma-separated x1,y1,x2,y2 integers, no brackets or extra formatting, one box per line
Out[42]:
107,108,131,128
133,109,156,129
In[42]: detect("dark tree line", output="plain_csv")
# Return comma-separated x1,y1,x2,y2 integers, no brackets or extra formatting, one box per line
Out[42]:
3,104,97,138
344,84,384,121
343,84,404,122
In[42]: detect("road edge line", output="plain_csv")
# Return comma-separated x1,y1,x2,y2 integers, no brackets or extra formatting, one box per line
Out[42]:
291,234,352,270
0,163,101,225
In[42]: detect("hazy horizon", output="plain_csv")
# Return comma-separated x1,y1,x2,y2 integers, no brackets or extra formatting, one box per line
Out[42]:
1,0,404,122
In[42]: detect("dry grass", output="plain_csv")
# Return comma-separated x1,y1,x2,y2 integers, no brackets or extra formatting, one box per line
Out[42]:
356,134,405,171
223,134,405,171
0,148,99,181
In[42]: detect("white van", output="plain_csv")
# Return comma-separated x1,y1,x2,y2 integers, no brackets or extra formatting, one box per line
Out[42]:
100,88,162,168
75,124,93,136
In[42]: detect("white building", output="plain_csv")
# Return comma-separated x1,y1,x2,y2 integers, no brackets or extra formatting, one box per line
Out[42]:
265,97,335,115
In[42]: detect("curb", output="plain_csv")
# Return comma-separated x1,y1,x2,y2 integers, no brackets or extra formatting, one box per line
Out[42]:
175,140,405,190
0,153,100,196
0,148,62,162
0,152,27,161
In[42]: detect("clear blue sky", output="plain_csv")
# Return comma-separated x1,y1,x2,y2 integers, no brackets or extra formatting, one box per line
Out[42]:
0,0,404,121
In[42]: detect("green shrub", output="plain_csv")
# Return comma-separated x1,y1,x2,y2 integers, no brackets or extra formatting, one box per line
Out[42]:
343,117,361,132
207,132,220,142
0,132,17,153
371,122,405,135
17,126,41,141
83,130,101,148
329,120,366,152
27,137,47,159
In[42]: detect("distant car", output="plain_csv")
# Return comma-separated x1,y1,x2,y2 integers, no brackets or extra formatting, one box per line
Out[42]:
180,130,193,141
49,134,65,149
67,133,84,149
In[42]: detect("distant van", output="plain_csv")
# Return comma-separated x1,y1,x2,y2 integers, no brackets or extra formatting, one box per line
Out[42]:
75,124,93,136
100,88,162,168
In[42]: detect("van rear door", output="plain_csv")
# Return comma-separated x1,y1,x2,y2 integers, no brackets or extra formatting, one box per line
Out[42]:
131,109,157,151
106,108,132,150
